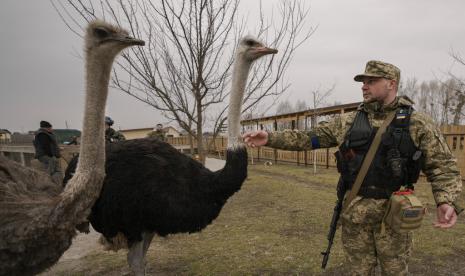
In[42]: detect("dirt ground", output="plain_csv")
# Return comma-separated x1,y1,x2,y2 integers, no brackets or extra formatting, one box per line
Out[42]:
40,160,465,275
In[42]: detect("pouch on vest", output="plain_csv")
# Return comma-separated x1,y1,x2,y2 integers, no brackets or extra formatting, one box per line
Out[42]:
382,189,425,234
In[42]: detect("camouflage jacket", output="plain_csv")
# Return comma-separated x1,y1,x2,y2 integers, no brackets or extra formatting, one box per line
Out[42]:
105,128,126,143
267,96,462,205
147,130,166,141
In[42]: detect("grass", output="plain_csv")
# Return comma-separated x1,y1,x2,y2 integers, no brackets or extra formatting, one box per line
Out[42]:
44,163,465,275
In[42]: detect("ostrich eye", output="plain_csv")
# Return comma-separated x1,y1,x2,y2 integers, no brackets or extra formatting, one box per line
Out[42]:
94,27,109,39
245,40,255,47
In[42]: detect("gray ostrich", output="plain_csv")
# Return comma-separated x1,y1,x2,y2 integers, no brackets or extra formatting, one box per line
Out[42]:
0,20,144,276
63,36,277,275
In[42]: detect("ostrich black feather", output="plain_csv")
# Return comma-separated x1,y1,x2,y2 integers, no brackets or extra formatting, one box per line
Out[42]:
64,138,247,244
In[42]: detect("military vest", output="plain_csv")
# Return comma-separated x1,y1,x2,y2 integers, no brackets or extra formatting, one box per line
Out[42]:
336,106,423,199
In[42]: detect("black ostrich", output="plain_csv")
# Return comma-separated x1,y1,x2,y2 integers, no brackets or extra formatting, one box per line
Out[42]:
64,37,277,275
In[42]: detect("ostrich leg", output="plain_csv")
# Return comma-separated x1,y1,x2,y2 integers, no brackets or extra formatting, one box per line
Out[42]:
142,232,155,256
127,232,155,276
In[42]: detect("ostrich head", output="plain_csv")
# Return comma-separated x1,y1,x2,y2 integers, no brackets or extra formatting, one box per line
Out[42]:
85,20,145,60
236,36,278,62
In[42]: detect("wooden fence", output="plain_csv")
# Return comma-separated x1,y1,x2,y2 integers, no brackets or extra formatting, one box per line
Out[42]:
1,125,464,178
167,125,465,177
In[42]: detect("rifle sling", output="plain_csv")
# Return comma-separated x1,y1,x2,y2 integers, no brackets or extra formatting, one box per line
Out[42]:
342,110,397,211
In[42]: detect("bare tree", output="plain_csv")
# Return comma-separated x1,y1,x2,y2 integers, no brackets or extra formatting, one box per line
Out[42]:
309,84,335,127
398,77,419,100
401,77,463,125
275,99,294,114
294,99,308,112
308,84,334,174
397,50,464,126
51,0,314,162
448,50,465,125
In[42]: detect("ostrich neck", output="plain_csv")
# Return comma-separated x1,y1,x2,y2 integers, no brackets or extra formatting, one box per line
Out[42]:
78,52,112,171
56,51,113,218
228,58,251,148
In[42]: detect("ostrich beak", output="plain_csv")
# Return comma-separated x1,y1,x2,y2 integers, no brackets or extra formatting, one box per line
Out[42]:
254,46,278,56
122,36,145,46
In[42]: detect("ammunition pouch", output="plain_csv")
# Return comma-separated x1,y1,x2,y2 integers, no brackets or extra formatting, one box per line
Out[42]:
382,189,425,234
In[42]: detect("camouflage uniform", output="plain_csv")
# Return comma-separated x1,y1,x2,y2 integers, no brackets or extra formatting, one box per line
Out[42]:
267,87,462,273
105,127,126,143
147,129,166,142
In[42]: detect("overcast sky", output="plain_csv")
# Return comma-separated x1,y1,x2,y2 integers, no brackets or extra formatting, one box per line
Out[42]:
1,0,464,133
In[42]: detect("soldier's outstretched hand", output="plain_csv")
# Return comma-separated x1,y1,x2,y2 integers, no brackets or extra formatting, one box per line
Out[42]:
242,130,268,148
434,203,457,229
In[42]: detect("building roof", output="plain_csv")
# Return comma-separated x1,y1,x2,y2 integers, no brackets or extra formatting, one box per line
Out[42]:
241,101,361,124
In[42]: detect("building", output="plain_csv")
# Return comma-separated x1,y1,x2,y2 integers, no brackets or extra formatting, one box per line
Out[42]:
0,129,11,143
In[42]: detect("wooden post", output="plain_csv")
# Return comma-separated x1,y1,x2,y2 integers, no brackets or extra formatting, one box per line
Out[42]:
304,150,308,166
20,152,26,166
326,148,330,169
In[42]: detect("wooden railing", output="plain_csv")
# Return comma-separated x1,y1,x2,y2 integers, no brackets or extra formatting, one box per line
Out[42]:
166,136,337,167
2,125,464,177
0,144,79,169
166,125,465,175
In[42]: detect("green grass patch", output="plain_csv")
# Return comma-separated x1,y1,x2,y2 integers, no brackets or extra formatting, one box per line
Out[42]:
43,163,465,275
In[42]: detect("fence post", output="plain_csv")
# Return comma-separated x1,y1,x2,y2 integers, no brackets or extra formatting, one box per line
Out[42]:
326,148,330,169
274,148,278,164
19,152,26,166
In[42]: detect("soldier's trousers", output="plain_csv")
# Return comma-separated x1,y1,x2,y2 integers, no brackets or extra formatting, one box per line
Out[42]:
341,197,413,276
38,155,63,185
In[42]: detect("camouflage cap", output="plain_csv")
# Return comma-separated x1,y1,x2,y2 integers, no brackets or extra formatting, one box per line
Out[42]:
354,60,400,82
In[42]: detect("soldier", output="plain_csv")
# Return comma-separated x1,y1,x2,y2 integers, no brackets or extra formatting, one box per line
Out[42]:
105,116,125,143
33,120,63,184
243,60,462,275
147,123,166,141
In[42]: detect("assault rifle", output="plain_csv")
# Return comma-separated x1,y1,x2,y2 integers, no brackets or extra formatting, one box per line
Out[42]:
321,174,346,269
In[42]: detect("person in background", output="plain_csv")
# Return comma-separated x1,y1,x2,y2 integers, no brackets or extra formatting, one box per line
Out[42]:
105,116,125,143
33,120,63,184
67,136,78,145
147,123,166,142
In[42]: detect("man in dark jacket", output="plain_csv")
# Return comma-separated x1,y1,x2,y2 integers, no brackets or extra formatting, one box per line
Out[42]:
33,120,62,184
